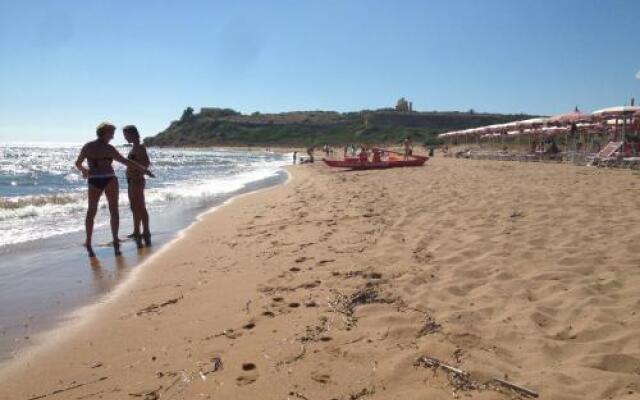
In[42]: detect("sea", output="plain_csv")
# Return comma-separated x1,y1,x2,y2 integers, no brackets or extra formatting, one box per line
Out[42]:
0,143,290,365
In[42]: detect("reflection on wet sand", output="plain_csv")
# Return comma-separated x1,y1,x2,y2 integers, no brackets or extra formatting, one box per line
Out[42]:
89,247,153,295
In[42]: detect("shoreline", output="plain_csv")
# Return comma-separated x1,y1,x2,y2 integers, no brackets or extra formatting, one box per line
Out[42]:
1,158,639,400
0,162,290,367
0,168,292,376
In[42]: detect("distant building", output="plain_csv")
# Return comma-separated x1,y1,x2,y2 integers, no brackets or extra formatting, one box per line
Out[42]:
395,97,413,112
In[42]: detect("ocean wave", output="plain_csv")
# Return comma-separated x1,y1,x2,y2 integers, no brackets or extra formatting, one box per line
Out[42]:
0,194,81,210
0,147,288,247
0,197,86,223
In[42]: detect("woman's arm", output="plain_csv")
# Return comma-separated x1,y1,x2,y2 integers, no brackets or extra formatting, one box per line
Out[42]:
109,146,155,177
75,145,89,178
139,145,151,168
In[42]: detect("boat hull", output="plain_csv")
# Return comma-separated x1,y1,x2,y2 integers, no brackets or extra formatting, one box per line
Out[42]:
323,155,427,170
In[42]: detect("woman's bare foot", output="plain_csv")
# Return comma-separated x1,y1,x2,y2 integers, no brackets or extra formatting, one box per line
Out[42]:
85,243,96,258
113,239,122,256
143,233,152,247
134,233,144,249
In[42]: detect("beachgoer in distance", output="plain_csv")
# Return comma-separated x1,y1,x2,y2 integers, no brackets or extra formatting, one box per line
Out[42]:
403,137,413,160
372,147,382,163
358,145,369,163
75,122,154,258
123,125,151,248
293,151,297,164
306,146,315,163
343,145,348,158
547,140,560,154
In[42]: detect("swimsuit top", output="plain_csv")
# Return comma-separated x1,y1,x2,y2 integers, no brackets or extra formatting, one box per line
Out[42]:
126,146,145,179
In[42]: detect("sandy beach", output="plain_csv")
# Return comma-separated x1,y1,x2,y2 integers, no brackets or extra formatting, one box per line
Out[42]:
1,157,639,400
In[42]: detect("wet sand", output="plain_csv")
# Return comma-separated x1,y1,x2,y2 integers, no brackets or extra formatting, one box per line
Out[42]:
1,157,639,400
0,171,287,365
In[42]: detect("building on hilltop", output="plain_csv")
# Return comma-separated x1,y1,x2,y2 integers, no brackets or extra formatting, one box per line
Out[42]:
395,97,413,112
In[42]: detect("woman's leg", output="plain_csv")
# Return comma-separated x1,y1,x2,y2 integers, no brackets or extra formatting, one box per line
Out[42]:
128,183,143,248
139,186,151,246
127,183,138,238
104,178,121,256
131,182,150,247
85,185,103,257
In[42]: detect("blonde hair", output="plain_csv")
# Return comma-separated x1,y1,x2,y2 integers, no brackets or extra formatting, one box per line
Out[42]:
96,122,116,137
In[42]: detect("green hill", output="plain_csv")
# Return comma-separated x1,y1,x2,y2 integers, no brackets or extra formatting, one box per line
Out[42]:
144,107,538,147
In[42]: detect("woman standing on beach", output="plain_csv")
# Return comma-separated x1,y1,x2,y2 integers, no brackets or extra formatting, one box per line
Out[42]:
75,122,154,258
123,125,152,248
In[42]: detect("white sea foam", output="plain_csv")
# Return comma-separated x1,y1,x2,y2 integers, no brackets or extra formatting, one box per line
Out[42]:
0,145,289,247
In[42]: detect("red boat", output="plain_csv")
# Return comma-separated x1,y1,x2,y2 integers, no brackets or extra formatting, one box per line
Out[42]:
323,148,428,170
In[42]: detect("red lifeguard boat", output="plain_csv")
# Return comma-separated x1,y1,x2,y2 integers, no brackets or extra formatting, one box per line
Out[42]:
322,148,428,170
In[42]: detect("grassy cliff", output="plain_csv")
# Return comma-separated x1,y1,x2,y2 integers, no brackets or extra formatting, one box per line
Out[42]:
144,107,538,147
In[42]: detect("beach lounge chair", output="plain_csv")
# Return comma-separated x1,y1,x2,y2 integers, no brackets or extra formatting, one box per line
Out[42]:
589,141,623,167
596,141,623,159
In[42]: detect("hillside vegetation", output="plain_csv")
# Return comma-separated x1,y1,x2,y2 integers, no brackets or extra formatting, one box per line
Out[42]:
144,107,538,147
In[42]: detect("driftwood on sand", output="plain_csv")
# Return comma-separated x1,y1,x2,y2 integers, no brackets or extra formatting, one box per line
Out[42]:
415,355,539,398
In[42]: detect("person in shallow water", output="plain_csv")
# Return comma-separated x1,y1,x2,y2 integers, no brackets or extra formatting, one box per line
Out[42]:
123,125,152,248
75,122,154,258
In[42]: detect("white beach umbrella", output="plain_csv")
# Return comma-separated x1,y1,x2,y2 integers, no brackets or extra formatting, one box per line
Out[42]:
548,109,592,125
540,126,568,137
516,118,548,128
592,106,640,117
593,106,640,142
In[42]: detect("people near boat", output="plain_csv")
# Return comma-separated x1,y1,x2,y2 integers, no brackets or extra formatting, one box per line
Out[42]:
123,125,151,248
371,147,382,163
343,145,348,158
306,146,315,163
293,151,297,164
323,144,330,157
358,146,369,163
350,144,357,156
403,137,413,160
75,122,154,258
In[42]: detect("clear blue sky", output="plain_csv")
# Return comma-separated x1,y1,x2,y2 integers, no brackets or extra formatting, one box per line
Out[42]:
1,0,639,143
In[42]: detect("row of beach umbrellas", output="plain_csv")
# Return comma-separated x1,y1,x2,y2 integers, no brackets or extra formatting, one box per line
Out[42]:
438,106,640,140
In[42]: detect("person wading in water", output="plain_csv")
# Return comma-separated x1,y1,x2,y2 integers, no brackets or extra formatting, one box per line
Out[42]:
75,122,154,258
123,125,152,248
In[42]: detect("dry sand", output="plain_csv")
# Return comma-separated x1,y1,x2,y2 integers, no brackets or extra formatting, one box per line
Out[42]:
1,157,639,400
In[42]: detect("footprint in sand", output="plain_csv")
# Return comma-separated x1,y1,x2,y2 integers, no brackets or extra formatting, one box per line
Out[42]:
289,267,301,272
242,362,256,371
236,363,258,386
289,302,300,308
242,322,256,330
311,372,331,384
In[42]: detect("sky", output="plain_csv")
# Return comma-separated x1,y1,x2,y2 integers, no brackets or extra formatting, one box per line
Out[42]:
0,0,639,143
